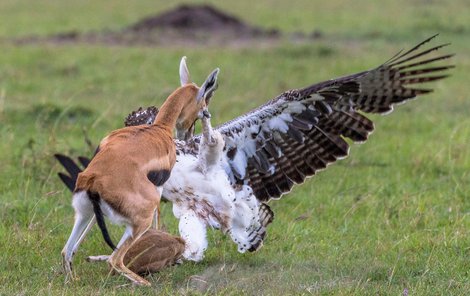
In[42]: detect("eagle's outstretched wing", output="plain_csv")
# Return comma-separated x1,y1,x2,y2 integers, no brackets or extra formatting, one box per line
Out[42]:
214,35,453,201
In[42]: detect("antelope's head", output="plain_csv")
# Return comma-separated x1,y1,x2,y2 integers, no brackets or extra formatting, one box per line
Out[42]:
176,56,219,141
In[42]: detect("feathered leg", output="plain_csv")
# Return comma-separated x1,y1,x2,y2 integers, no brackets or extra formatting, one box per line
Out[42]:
178,211,208,261
198,116,225,174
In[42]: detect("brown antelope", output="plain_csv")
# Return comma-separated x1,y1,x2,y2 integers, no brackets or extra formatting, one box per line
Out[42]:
61,57,219,286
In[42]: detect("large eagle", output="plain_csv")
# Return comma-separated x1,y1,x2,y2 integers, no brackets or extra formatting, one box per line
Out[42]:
56,35,453,261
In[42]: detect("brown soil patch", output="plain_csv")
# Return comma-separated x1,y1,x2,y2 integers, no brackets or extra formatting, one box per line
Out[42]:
14,4,320,47
127,4,272,35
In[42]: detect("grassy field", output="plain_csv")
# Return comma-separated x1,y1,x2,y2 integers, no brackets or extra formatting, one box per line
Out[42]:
0,0,469,295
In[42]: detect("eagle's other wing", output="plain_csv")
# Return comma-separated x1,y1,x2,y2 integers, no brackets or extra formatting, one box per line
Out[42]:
216,35,453,202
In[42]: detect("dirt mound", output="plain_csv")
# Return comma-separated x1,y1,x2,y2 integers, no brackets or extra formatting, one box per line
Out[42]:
13,5,321,47
128,4,267,35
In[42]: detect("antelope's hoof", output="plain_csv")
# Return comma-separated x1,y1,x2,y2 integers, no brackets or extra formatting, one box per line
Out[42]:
134,278,151,287
63,268,75,283
62,259,74,278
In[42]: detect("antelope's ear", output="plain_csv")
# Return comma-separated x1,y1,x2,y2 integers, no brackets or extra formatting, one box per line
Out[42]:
197,68,219,103
179,56,191,86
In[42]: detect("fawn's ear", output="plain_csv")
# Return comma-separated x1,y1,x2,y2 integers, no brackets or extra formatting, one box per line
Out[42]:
179,56,191,86
197,68,219,103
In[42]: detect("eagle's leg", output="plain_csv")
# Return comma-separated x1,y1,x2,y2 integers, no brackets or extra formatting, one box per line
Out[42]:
229,186,269,253
200,115,217,145
178,211,208,262
198,116,225,174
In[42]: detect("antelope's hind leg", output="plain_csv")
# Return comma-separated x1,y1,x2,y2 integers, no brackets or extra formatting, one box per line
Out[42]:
108,224,152,286
108,184,158,286
62,191,95,281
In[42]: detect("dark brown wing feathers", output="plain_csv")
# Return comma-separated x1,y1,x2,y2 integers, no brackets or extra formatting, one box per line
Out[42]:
226,36,453,202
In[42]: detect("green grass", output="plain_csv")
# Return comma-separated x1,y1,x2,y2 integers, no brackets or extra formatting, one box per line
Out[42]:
0,1,469,295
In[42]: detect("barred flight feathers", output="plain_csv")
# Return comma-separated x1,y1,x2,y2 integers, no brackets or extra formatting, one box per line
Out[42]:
215,35,453,201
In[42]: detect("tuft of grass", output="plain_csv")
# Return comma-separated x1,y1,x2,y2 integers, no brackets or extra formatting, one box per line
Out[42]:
1,1,469,295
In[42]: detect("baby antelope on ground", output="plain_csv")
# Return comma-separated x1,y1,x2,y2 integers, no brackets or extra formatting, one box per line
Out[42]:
122,230,185,275
87,229,185,275
61,57,219,286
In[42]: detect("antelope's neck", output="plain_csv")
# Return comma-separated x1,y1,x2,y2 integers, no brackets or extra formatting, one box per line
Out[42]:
153,86,196,132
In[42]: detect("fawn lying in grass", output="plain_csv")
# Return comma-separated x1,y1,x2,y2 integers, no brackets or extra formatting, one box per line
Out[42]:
86,229,185,275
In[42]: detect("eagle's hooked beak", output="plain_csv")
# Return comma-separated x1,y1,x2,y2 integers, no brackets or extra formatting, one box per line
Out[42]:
198,108,211,119
202,109,211,118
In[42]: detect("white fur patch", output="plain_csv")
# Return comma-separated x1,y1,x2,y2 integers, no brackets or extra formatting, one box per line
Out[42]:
156,186,163,196
100,200,130,226
72,191,93,218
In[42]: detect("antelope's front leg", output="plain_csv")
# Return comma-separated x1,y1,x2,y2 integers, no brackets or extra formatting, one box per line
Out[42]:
151,188,162,229
151,207,159,229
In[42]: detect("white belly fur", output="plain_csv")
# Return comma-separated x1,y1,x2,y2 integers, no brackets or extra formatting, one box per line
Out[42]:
100,199,130,226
